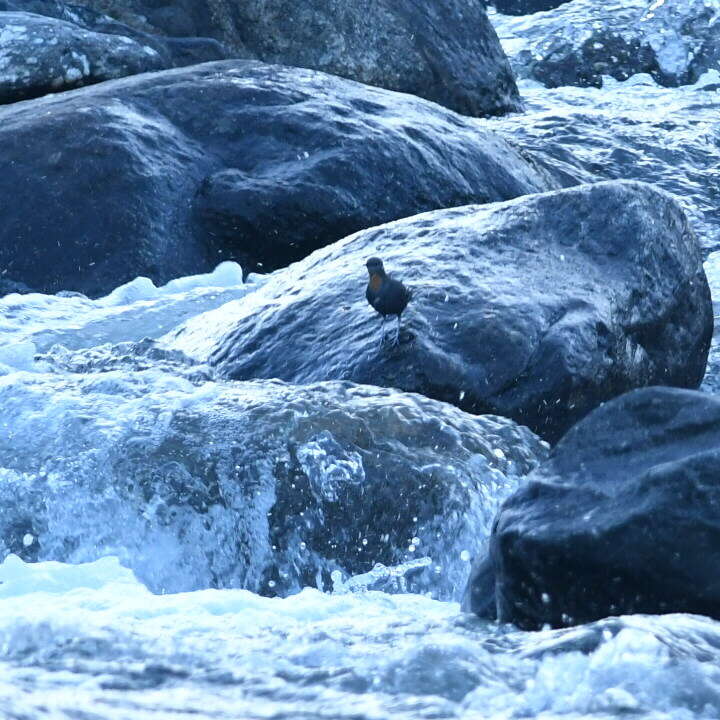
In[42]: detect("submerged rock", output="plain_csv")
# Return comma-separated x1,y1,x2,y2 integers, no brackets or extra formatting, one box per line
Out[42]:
465,387,720,629
492,0,720,89
0,371,546,598
0,60,553,297
210,181,712,442
58,0,521,116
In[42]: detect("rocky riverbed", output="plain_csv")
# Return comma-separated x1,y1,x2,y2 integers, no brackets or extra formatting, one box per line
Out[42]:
1,1,719,718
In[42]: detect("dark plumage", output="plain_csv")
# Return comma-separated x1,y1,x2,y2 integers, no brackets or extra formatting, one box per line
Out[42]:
365,257,412,345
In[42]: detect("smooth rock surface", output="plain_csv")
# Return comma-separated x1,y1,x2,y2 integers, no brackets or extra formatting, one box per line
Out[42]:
465,387,720,629
60,0,522,116
209,180,713,441
492,0,720,88
0,60,554,297
0,370,546,598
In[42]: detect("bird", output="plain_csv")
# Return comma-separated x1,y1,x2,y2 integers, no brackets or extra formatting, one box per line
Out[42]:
365,257,412,346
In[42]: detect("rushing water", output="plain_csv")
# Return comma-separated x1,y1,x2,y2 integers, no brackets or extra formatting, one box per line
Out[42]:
1,20,720,720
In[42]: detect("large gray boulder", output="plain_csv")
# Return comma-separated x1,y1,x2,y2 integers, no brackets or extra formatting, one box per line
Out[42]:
0,368,547,598
45,0,522,116
464,387,720,629
209,180,713,442
0,60,554,297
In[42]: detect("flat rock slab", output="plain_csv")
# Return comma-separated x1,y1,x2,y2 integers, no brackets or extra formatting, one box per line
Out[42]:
210,180,713,442
465,386,720,628
0,60,554,297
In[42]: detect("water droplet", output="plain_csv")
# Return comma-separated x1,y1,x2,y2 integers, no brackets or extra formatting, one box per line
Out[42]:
362,538,368,546
412,537,420,545
408,544,416,553
268,580,276,588
300,542,306,551
460,550,471,562
22,534,34,548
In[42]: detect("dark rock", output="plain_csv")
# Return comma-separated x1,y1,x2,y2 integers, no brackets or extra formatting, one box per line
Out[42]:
0,11,165,104
466,386,720,629
494,0,573,15
209,180,713,442
493,0,720,88
0,60,554,297
0,371,547,596
59,0,522,116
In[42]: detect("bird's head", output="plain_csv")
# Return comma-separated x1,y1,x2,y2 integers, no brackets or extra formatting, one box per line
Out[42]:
366,257,385,276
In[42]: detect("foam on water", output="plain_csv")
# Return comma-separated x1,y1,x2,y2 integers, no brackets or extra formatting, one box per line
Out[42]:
0,555,719,719
0,261,253,368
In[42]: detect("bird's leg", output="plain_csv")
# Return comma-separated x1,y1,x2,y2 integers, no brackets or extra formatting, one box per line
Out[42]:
379,316,387,347
393,315,401,346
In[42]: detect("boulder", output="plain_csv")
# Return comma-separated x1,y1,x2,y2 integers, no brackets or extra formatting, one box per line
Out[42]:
209,181,713,442
0,60,554,297
0,369,547,597
492,0,720,88
465,387,720,629
0,11,164,104
52,0,522,116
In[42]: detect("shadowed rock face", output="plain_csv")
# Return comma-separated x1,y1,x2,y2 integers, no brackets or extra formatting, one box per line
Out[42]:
0,370,546,598
494,0,572,15
0,60,554,298
48,0,522,116
464,387,720,629
209,180,713,442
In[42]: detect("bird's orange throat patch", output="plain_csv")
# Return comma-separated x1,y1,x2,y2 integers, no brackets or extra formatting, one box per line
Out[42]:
369,274,383,292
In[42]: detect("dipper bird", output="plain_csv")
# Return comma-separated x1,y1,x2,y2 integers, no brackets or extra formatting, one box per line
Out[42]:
365,257,412,346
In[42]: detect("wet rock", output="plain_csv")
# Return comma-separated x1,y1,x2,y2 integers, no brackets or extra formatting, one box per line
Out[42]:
0,371,547,598
493,0,720,88
210,180,712,442
465,387,720,629
0,12,164,104
0,60,554,297
61,0,521,116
